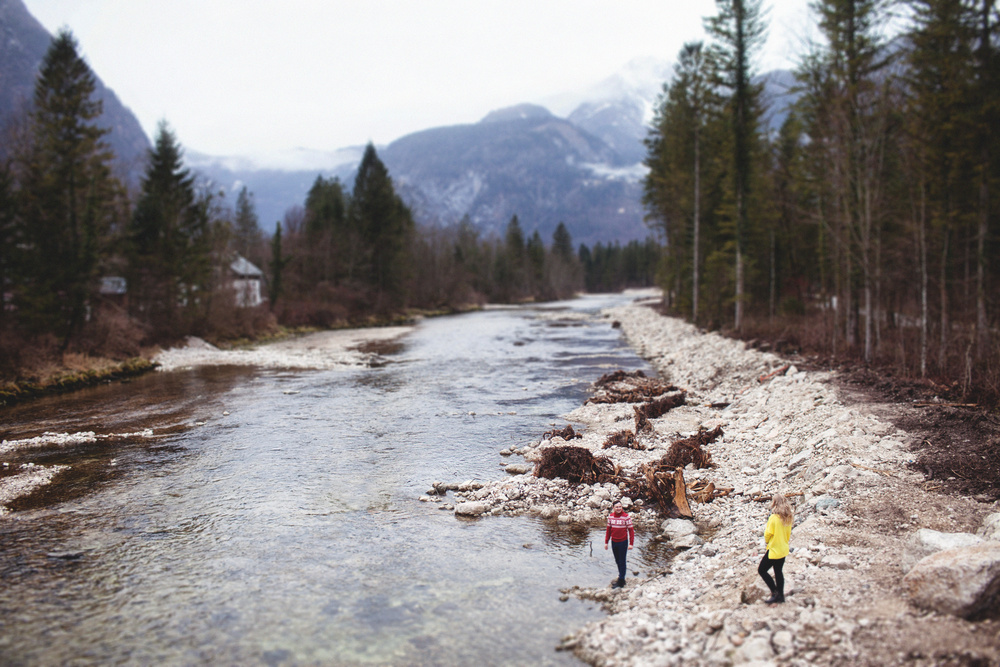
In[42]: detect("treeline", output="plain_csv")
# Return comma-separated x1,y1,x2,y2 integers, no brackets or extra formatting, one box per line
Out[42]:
0,30,657,379
644,0,999,403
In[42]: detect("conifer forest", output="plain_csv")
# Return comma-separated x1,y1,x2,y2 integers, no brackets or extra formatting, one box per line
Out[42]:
2,0,999,407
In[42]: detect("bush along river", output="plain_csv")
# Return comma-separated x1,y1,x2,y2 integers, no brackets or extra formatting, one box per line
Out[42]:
0,293,673,666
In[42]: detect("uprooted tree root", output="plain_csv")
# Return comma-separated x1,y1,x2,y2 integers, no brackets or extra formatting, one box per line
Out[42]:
535,445,617,484
636,391,687,419
543,424,583,440
588,369,681,405
662,426,722,469
534,445,693,518
602,430,640,449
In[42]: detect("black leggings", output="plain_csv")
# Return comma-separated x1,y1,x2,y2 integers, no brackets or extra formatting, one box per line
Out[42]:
758,553,785,595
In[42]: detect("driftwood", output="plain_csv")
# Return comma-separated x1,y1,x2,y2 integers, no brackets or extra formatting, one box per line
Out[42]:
687,480,734,503
750,491,805,502
638,465,693,519
758,364,791,383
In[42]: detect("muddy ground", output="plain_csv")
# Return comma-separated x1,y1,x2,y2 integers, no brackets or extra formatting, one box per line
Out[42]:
831,365,1000,502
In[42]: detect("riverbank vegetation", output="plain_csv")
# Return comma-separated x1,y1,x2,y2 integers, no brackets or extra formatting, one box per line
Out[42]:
0,30,658,392
644,0,1000,407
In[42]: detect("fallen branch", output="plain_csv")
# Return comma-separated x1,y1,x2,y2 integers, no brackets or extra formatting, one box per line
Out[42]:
758,364,791,383
850,462,897,477
751,491,804,502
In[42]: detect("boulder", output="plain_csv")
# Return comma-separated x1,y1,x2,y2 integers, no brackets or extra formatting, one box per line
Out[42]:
814,496,841,511
978,513,1000,542
820,554,853,570
454,501,488,517
901,529,985,574
661,518,697,539
671,534,704,549
902,542,1000,619
504,463,532,475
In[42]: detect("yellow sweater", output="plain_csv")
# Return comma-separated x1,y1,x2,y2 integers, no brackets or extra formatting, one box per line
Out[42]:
764,513,792,559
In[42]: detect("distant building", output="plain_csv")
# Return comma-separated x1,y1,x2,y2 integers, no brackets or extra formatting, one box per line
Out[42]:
98,276,128,308
230,255,264,308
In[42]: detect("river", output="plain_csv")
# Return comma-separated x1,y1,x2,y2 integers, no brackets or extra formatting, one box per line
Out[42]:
0,293,668,666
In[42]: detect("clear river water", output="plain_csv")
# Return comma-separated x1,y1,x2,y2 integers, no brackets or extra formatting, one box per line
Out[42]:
0,293,670,666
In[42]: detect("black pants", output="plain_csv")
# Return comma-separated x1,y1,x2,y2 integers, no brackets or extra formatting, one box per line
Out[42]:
611,540,629,583
758,553,785,597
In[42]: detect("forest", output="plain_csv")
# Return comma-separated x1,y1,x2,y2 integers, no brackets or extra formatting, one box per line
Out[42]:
0,30,657,390
643,0,999,406
2,0,998,409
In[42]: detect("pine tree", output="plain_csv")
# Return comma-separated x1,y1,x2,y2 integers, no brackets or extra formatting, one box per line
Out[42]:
15,29,122,345
127,121,210,335
349,143,414,311
269,221,290,311
233,186,262,261
552,222,574,261
705,0,768,330
0,163,17,326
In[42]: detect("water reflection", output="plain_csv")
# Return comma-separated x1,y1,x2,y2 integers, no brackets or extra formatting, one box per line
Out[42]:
0,294,667,665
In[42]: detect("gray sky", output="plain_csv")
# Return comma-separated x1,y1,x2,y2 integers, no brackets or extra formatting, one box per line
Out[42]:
23,1,815,162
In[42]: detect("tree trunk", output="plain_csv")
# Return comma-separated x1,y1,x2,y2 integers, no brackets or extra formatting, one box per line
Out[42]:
919,183,929,378
939,225,950,370
693,123,701,325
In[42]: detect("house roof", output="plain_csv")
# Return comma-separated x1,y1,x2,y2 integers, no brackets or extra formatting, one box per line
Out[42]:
230,255,264,278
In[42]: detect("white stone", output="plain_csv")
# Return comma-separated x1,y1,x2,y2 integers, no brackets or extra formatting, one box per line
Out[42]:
671,534,704,549
901,529,986,574
661,518,698,538
820,554,853,570
978,513,1000,542
788,449,813,469
454,501,488,516
903,542,1000,618
734,636,774,662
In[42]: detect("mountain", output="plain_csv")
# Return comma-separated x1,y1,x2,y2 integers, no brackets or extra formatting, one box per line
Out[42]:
0,0,150,172
206,59,678,246
373,104,646,245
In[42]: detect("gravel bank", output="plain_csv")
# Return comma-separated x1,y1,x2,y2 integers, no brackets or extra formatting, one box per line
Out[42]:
432,296,1000,666
152,326,413,372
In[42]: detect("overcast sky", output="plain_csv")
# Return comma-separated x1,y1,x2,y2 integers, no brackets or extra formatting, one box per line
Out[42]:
23,1,816,161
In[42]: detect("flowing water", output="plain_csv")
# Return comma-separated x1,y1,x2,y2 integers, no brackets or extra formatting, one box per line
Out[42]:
0,294,670,666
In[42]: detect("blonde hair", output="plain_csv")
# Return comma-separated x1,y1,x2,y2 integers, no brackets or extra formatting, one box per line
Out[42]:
771,493,794,526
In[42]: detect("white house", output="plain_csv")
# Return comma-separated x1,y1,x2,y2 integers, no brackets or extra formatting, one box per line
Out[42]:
230,255,264,308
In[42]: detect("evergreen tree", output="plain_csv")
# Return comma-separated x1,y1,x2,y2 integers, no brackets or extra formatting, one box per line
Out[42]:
233,186,262,260
304,175,354,283
349,143,414,311
552,222,574,261
15,29,122,345
645,40,722,320
127,121,210,335
269,221,290,311
706,0,768,330
0,163,17,326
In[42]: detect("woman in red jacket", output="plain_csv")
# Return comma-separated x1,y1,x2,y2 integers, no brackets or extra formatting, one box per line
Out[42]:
604,500,634,588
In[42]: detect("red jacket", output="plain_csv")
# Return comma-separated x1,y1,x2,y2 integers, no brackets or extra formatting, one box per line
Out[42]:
605,510,634,545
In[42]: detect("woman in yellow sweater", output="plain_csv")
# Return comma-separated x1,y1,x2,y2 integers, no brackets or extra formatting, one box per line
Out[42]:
758,493,793,604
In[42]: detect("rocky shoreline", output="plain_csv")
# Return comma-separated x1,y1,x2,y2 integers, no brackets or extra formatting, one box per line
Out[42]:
428,296,1000,666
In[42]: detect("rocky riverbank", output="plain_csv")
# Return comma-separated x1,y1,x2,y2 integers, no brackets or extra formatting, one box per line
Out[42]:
431,295,1000,666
